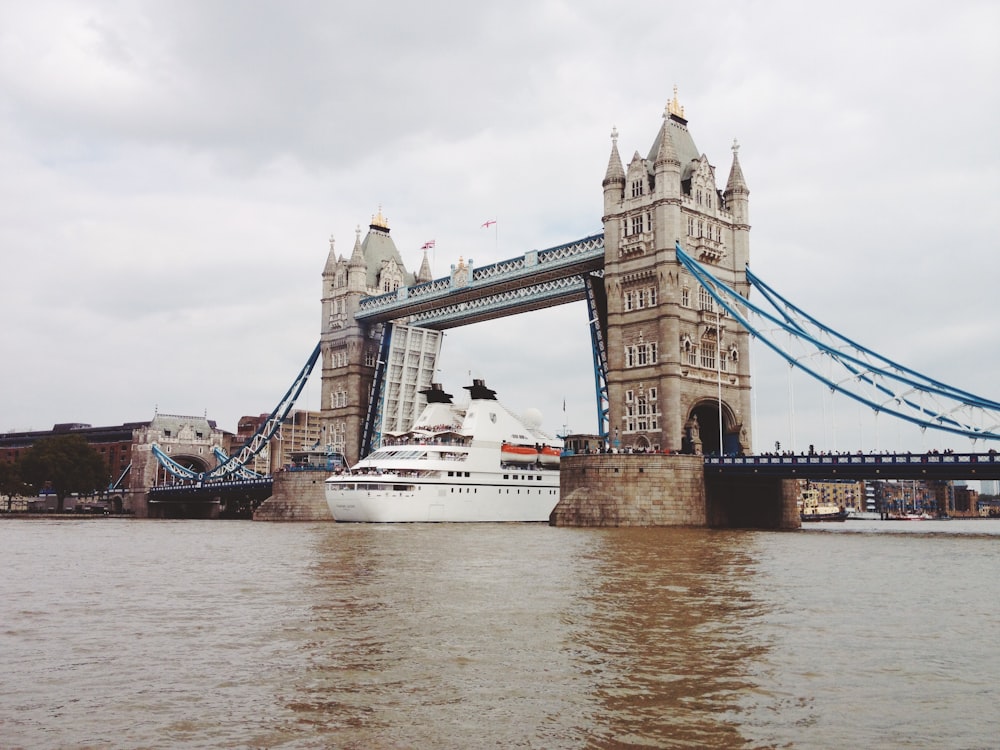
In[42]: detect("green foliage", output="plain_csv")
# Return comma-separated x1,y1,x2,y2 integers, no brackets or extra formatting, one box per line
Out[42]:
0,460,31,508
20,435,108,512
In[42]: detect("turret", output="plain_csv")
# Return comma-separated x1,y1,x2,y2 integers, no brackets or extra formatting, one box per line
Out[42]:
723,139,750,273
602,127,625,215
602,127,625,267
347,226,367,293
653,100,682,200
320,235,338,333
723,138,749,221
415,248,433,284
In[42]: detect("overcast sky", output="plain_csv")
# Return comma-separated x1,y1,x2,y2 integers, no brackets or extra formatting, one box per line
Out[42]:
1,0,997,455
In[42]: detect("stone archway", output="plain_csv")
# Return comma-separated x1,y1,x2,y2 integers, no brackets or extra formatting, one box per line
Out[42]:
170,455,210,474
683,400,742,456
631,434,651,452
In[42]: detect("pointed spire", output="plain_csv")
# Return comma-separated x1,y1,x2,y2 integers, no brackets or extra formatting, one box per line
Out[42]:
415,248,433,283
603,126,625,187
348,225,366,269
323,234,338,275
725,138,749,196
654,103,680,167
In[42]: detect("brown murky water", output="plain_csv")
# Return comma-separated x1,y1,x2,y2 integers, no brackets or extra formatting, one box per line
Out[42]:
2,518,998,748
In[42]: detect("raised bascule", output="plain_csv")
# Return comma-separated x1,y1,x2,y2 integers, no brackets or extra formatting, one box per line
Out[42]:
152,91,1000,526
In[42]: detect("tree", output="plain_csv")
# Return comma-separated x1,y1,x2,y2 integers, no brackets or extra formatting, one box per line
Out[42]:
20,435,107,513
0,460,31,511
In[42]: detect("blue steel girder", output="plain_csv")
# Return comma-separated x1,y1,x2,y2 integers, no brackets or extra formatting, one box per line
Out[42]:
360,322,394,458
674,242,1000,443
151,341,323,482
584,274,610,441
356,233,605,327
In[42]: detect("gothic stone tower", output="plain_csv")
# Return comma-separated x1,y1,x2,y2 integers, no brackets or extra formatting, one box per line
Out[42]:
319,209,433,463
602,93,752,455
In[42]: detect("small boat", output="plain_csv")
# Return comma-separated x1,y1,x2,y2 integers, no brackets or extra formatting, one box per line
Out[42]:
324,379,563,522
847,510,881,521
800,488,849,522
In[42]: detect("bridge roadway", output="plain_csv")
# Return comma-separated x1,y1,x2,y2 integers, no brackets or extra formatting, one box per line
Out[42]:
355,233,605,328
147,477,274,519
704,452,1000,481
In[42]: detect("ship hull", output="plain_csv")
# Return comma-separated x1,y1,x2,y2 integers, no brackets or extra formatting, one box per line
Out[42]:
326,473,559,522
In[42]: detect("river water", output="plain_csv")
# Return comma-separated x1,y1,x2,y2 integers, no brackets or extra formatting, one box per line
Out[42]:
1,518,998,749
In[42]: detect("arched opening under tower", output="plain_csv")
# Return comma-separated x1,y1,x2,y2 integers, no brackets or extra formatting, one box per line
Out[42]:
683,400,744,456
168,455,210,475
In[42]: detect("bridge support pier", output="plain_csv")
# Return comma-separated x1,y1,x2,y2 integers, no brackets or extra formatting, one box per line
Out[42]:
253,471,333,521
552,454,800,529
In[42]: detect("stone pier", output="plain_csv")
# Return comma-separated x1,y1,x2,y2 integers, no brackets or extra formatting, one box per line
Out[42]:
253,470,332,521
551,453,799,529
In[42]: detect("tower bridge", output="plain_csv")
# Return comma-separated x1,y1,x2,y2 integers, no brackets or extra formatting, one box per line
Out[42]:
150,91,998,526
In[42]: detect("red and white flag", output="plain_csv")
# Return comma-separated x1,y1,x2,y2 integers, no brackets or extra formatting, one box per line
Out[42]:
421,240,435,250
481,219,496,228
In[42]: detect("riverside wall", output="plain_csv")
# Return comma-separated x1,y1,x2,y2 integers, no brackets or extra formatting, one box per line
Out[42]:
253,470,332,521
552,453,800,529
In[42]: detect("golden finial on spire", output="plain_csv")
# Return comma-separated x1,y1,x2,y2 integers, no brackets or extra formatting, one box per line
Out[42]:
667,85,685,118
371,205,390,230
610,126,619,145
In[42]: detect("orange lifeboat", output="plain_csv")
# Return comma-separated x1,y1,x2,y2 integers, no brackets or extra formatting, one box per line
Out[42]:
501,442,538,464
538,446,561,467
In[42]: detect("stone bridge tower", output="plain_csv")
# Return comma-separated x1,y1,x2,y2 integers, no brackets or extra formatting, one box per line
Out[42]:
319,209,434,463
601,92,752,455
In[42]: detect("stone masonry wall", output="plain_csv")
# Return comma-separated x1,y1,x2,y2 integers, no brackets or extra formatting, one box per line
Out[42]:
253,470,332,522
551,454,707,527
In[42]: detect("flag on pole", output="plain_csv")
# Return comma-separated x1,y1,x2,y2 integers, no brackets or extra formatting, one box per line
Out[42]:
481,219,496,228
421,240,435,250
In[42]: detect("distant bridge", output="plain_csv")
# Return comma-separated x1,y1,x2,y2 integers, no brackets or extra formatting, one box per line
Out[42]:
704,452,1000,481
147,477,273,519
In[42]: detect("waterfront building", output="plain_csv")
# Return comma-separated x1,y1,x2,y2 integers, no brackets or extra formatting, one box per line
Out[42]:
0,413,233,511
799,479,866,512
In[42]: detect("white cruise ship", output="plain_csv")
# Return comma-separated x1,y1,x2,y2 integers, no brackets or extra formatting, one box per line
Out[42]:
324,380,562,522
